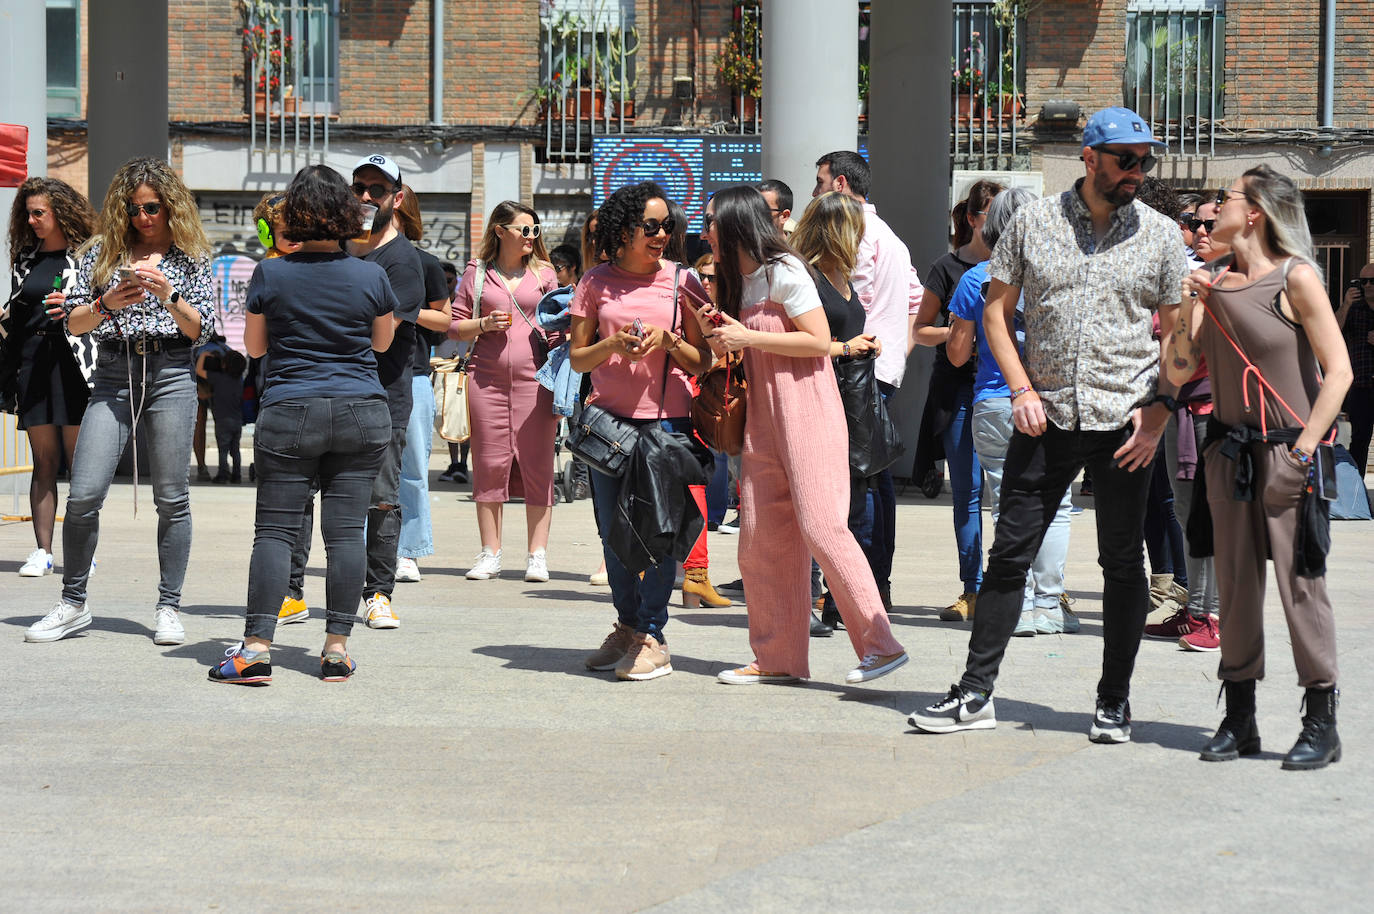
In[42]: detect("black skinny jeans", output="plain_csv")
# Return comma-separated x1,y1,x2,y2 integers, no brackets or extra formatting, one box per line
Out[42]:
961,422,1153,701
245,396,391,640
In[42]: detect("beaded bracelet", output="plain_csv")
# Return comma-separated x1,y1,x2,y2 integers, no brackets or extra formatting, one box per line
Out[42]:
1010,385,1034,400
91,297,110,320
1290,445,1313,465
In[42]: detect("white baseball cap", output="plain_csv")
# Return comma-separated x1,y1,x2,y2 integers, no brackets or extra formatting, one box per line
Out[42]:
353,153,402,187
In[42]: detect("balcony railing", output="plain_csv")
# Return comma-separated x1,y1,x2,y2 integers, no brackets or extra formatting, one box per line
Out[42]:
1125,1,1225,156
539,2,638,163
952,2,1027,172
244,0,337,172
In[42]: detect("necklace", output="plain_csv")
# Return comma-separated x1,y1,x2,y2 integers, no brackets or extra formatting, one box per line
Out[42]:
493,262,526,281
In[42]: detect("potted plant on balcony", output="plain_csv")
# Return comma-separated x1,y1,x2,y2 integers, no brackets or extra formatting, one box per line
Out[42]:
242,9,295,116
607,24,640,123
716,12,761,122
951,33,985,121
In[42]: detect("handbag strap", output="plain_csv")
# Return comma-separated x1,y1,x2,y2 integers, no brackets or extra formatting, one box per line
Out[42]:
496,261,551,345
657,265,681,421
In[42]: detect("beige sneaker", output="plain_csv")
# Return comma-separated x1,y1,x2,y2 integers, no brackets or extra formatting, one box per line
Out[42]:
939,592,977,622
615,633,673,681
585,622,635,671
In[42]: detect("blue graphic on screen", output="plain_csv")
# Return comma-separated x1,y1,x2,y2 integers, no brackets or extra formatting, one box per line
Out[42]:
593,136,766,232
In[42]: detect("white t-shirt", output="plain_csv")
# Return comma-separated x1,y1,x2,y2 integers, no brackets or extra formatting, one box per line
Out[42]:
743,254,821,319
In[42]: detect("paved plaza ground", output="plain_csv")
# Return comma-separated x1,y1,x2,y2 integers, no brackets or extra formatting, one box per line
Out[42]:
2,441,1371,912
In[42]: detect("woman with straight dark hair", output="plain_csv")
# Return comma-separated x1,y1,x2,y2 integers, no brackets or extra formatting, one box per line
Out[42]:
208,164,397,684
697,186,906,686
3,177,97,578
1169,165,1352,770
26,157,214,646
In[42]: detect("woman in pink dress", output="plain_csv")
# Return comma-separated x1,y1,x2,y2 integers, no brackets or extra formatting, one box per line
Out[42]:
449,201,559,583
694,185,907,686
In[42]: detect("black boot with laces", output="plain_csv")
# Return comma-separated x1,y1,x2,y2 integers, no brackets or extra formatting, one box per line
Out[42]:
1200,679,1260,762
1282,686,1341,771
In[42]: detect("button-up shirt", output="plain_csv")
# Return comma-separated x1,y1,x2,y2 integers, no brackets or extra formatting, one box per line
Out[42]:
852,203,923,387
988,180,1187,431
65,241,215,346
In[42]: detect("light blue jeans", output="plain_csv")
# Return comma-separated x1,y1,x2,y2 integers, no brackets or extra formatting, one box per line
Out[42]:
62,343,198,609
398,373,435,559
972,396,1072,614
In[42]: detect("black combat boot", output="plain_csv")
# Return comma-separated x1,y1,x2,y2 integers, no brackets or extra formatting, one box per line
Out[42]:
1281,687,1342,771
1200,679,1261,762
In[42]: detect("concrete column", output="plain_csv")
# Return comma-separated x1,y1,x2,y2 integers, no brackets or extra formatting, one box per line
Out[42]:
88,0,169,200
0,0,48,267
761,0,857,209
869,0,953,476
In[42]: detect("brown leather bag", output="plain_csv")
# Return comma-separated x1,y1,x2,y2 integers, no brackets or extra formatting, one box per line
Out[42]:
691,354,747,455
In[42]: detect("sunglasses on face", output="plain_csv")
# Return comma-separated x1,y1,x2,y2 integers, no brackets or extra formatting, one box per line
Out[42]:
638,217,676,237
1186,218,1217,234
502,223,541,239
1361,278,1374,286
699,272,716,283
1095,148,1157,174
702,213,716,231
351,182,394,200
27,208,48,219
125,202,163,218
1216,188,1248,208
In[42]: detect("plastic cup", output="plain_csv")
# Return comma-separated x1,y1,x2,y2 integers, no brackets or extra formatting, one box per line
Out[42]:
354,203,378,243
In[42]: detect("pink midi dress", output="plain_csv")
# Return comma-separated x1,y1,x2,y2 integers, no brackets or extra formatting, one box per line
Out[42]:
737,259,904,678
453,260,559,506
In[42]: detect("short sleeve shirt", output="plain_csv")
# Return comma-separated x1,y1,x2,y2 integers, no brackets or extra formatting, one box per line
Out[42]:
988,180,1189,431
360,235,424,427
742,254,821,319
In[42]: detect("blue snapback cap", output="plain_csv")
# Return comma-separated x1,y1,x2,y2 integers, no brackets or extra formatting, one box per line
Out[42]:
1082,107,1166,148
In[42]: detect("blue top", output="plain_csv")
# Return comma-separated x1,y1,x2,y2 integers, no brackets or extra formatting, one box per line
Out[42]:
946,260,1026,404
246,251,396,407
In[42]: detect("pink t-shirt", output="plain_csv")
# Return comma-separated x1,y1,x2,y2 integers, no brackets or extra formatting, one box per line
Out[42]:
570,261,704,419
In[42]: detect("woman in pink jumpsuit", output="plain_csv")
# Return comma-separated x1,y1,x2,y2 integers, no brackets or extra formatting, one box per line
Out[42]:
450,201,559,583
695,186,907,686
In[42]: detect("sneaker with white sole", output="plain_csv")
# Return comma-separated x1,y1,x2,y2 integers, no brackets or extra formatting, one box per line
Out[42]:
19,548,53,577
615,633,673,681
364,592,399,629
24,600,92,643
278,596,309,625
153,606,185,645
395,557,421,583
525,550,549,583
1089,696,1132,743
717,663,800,685
908,684,996,733
465,548,502,580
1014,609,1037,637
845,650,909,684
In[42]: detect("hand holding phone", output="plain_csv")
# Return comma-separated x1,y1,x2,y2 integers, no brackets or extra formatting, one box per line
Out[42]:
631,317,645,339
117,266,137,284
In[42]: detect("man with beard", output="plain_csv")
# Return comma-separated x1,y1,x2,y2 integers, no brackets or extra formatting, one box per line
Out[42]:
910,108,1188,743
345,154,424,629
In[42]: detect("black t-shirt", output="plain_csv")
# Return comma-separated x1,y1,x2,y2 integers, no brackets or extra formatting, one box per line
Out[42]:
816,272,865,343
923,250,979,384
361,235,424,427
245,251,395,407
16,249,67,337
412,248,450,372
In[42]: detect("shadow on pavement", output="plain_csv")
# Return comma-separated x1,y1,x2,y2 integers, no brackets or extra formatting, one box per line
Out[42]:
474,643,728,679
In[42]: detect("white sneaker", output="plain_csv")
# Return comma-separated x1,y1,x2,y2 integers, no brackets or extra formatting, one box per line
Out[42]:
395,556,421,583
25,600,92,643
19,549,53,577
466,548,502,580
525,550,549,583
364,592,400,629
153,605,185,645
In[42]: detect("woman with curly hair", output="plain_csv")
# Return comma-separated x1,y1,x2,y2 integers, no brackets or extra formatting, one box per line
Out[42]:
24,157,215,646
569,181,714,680
2,177,97,578
698,186,906,686
450,201,560,582
208,164,397,685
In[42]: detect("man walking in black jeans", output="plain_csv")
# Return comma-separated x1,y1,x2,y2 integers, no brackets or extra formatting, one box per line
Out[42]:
910,107,1188,743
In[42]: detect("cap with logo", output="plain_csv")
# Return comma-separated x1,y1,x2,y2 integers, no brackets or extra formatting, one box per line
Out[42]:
1082,107,1166,149
353,153,402,187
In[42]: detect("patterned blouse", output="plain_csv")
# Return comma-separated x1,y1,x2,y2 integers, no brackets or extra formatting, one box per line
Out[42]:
989,180,1188,431
63,241,215,346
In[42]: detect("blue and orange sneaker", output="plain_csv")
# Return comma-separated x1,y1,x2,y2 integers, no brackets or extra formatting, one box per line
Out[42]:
207,643,272,685
320,651,356,682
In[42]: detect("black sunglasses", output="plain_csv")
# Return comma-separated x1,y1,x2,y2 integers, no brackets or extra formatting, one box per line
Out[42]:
639,217,676,237
125,202,163,218
702,213,716,231
351,181,394,200
1186,218,1217,234
1361,278,1374,286
1095,148,1157,174
1215,188,1248,208
698,272,716,283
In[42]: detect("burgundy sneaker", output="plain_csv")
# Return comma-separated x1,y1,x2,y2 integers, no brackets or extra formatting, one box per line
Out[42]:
1179,614,1220,652
1144,606,1205,640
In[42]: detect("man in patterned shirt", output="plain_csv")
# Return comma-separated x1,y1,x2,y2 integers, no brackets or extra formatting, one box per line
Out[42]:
910,107,1188,744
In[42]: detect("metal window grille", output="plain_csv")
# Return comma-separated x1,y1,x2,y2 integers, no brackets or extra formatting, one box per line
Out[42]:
245,0,337,172
540,1,638,163
725,3,761,136
1125,1,1225,156
952,2,1027,171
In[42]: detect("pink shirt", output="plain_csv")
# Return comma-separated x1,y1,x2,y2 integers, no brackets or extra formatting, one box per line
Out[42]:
570,261,705,419
852,202,923,386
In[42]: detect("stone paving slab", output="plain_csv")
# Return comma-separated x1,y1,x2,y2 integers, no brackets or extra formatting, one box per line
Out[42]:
1,458,1370,912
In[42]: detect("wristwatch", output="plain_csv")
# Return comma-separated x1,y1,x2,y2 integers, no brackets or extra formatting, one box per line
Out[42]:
1150,393,1180,411
161,290,181,306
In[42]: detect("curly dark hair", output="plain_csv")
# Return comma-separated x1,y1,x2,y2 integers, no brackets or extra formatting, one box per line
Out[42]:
283,165,364,243
595,181,668,263
7,177,96,267
1136,176,1181,221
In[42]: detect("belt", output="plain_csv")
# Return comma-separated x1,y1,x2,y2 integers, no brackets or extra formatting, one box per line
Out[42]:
102,337,190,356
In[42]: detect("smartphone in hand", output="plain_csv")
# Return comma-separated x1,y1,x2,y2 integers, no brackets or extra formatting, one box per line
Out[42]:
631,317,645,339
117,266,137,284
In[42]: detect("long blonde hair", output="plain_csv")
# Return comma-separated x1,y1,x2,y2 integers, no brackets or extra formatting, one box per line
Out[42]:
83,157,210,286
477,200,549,274
790,191,865,283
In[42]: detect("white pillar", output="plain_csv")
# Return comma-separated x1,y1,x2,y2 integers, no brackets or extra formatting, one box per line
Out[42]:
761,0,858,209
0,0,48,266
